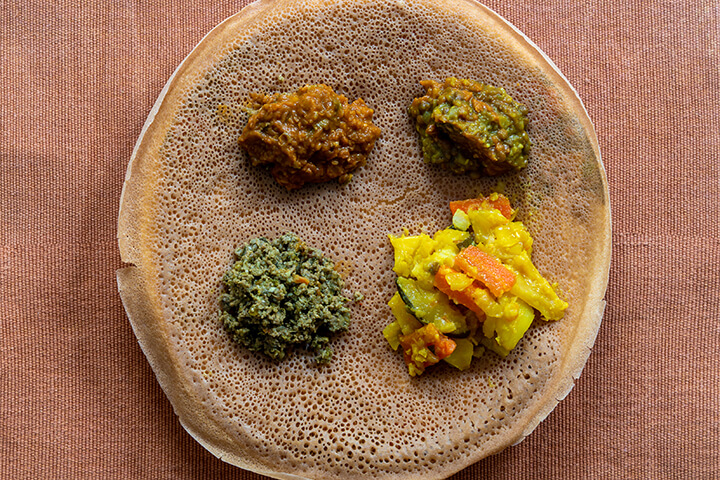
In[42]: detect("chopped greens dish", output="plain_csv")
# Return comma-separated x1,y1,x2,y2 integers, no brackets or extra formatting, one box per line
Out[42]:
383,193,568,376
220,233,354,364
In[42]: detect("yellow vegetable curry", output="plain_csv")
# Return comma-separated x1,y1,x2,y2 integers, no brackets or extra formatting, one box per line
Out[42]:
383,193,568,376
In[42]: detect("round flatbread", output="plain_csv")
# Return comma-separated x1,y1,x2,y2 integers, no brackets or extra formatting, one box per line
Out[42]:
117,0,611,478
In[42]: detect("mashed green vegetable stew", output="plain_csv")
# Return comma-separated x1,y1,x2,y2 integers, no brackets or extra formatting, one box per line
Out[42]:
220,233,355,364
409,78,531,176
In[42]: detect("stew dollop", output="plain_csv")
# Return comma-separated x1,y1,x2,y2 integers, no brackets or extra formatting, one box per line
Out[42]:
409,78,531,176
220,233,355,364
239,84,381,190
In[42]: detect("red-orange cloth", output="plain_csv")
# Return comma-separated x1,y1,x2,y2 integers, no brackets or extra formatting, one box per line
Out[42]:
2,1,718,478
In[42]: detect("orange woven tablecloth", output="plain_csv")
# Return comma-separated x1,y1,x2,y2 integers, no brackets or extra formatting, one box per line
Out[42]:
2,1,718,478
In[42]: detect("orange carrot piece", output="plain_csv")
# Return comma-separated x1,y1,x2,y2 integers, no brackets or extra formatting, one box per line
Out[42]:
434,335,457,359
487,195,514,219
449,194,514,219
455,246,516,297
449,198,481,214
399,323,457,372
434,265,485,317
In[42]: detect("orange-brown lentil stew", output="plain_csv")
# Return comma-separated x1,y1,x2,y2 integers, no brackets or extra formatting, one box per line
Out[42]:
238,84,381,190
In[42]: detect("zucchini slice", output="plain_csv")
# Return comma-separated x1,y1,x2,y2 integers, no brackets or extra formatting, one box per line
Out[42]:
396,277,468,335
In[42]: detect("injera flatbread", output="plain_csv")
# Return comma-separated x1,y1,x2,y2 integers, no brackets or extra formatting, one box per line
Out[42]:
117,0,611,478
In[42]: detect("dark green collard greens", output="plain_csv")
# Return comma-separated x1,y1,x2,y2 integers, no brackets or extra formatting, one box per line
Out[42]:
409,78,531,176
219,233,353,364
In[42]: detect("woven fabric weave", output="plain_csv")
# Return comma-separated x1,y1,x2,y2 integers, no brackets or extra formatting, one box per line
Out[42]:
2,1,718,478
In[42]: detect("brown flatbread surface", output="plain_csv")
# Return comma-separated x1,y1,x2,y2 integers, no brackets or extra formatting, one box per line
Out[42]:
117,0,610,478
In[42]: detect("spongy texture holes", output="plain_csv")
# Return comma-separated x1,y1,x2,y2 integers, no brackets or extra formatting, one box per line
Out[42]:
129,0,607,478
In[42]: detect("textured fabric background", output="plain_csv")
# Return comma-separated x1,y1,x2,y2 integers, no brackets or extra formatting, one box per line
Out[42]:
2,0,718,478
